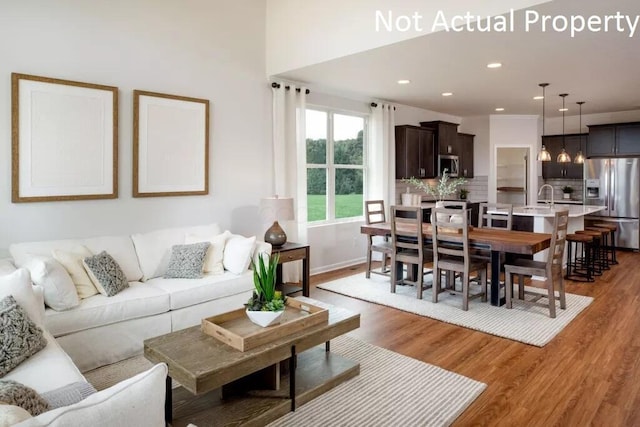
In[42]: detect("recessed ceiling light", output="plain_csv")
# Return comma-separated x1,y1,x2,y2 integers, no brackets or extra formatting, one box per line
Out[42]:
442,92,453,97
487,62,502,68
397,79,411,85
533,96,544,100
495,107,505,112
559,108,569,112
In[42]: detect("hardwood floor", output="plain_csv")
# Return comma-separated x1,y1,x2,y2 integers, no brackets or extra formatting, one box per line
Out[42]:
308,251,640,426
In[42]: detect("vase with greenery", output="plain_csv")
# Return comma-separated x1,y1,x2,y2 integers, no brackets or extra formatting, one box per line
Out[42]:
562,186,573,199
403,169,466,202
245,253,286,327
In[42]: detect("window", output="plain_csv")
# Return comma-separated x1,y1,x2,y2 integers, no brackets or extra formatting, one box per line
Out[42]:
305,108,366,222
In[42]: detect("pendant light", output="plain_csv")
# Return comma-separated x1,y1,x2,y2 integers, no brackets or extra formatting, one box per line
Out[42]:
556,93,572,163
574,101,586,164
537,83,551,161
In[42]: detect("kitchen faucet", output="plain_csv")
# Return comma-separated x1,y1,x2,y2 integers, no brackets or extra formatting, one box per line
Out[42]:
538,184,554,207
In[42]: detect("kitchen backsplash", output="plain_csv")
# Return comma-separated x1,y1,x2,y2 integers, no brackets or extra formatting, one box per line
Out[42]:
395,175,488,203
539,178,584,202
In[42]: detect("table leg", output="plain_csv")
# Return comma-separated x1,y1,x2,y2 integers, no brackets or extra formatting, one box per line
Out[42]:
290,345,297,411
490,250,506,306
325,341,330,352
303,248,310,297
165,375,172,426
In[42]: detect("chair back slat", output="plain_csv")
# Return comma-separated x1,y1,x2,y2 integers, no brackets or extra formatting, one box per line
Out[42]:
391,206,424,259
432,207,470,263
479,203,513,230
365,200,386,225
548,210,569,269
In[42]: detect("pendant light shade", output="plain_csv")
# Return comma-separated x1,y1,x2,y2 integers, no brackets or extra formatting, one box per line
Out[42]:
557,93,572,163
537,83,551,162
574,101,586,164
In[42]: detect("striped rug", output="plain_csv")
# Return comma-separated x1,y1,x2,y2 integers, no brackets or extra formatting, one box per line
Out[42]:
318,272,593,347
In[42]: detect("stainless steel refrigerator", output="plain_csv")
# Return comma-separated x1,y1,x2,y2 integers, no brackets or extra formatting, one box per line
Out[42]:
584,158,640,249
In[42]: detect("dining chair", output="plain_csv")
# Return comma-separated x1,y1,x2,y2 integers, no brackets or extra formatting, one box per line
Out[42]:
365,200,393,278
504,209,569,318
431,207,487,310
478,203,513,230
390,205,433,299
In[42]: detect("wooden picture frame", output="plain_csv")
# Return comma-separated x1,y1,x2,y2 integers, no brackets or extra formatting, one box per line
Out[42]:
11,73,118,202
133,90,209,197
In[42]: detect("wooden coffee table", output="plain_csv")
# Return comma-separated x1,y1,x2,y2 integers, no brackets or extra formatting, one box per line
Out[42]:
144,298,360,426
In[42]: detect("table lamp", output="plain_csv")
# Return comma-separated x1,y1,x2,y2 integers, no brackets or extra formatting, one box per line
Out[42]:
260,196,294,247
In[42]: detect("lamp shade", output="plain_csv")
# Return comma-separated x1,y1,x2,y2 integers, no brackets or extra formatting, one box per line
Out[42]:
260,196,294,223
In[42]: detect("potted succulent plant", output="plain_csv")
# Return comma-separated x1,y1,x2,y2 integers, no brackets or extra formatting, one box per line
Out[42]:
562,185,573,200
245,253,286,327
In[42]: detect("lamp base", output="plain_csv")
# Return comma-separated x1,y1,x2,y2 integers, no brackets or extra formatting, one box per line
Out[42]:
264,221,287,247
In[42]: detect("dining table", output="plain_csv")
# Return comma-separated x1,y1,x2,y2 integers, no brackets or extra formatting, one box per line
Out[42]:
360,222,552,306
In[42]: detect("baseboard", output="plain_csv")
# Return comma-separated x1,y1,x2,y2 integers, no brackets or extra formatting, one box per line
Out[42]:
311,257,365,275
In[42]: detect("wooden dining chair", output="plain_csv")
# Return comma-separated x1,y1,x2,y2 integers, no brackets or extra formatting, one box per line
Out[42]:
478,203,513,230
431,207,487,310
390,205,433,299
365,200,393,278
504,210,569,318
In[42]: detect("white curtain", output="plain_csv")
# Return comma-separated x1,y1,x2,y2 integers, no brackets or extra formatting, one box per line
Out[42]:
271,82,307,281
368,103,396,208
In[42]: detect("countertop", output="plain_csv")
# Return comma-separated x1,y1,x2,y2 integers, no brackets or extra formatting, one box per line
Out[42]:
537,199,583,205
512,205,606,218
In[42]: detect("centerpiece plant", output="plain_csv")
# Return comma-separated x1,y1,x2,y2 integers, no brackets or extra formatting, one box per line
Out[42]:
403,169,466,201
246,253,285,313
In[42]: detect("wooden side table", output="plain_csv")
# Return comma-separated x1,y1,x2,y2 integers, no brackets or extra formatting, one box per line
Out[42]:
271,242,310,297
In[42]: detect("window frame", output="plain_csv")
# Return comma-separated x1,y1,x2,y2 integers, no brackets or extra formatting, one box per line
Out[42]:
305,105,368,224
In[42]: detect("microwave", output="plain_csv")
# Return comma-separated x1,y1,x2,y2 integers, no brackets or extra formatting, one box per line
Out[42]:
438,155,459,177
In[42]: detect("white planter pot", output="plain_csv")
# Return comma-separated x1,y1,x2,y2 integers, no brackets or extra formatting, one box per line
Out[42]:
245,309,284,327
401,193,422,206
563,193,571,199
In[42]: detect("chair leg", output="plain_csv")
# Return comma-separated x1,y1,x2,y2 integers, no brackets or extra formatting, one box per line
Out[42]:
558,273,566,310
462,273,469,311
417,264,424,300
547,277,556,318
480,268,488,302
366,246,372,279
518,274,525,300
382,254,389,273
391,261,399,293
505,271,513,309
433,268,440,303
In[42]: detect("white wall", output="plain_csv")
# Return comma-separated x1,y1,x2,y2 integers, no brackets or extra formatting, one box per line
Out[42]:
0,0,271,255
459,115,490,177
265,0,550,75
544,109,640,135
395,103,460,126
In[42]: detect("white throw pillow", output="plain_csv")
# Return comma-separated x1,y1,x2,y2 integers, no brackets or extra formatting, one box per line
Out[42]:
16,363,168,427
0,269,44,326
51,246,97,299
0,404,32,426
21,255,79,311
0,260,16,277
223,235,257,275
185,230,231,274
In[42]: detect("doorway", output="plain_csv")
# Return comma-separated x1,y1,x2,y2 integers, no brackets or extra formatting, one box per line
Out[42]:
496,147,529,206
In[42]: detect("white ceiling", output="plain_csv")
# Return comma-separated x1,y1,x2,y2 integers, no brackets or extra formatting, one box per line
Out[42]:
277,0,640,118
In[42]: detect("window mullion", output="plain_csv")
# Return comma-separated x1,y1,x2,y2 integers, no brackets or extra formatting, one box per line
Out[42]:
327,112,336,220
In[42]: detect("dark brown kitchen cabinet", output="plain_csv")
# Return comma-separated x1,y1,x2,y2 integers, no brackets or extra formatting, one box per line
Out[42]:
419,121,459,155
587,122,640,157
395,125,435,179
457,133,474,178
541,134,585,179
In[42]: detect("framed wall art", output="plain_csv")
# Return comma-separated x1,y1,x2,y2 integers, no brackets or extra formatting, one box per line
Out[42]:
133,90,209,197
11,73,118,202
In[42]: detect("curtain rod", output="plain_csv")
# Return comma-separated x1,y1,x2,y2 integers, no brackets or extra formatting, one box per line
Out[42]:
371,102,396,110
271,82,310,94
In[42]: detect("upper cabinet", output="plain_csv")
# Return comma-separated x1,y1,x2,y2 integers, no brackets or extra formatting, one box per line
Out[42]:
541,134,585,179
457,132,475,178
587,122,640,157
419,121,459,155
395,125,435,179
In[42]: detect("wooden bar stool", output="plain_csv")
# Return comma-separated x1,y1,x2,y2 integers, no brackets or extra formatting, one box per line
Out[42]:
585,227,611,271
565,233,595,282
594,222,618,265
576,230,604,275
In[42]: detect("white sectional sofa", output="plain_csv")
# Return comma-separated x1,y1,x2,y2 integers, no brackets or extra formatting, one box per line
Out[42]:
9,223,270,372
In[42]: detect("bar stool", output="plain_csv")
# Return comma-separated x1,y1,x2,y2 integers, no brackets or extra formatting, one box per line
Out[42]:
594,222,618,265
585,226,612,271
576,230,605,275
565,233,595,282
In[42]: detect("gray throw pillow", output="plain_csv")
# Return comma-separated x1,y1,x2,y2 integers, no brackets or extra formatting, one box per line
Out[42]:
41,381,97,409
164,242,211,279
0,379,49,416
83,251,129,297
0,296,47,378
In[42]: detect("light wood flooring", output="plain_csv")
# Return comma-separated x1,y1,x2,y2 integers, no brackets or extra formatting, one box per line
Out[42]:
308,251,640,426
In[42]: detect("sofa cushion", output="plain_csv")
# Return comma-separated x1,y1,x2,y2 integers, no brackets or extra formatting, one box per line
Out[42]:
41,381,97,409
44,282,170,337
0,404,32,424
16,363,168,427
131,224,221,281
0,380,49,416
83,252,129,297
21,256,79,311
9,235,143,283
223,235,256,274
0,296,47,378
145,270,253,311
51,246,98,299
164,242,210,279
0,269,44,327
185,230,231,274
4,331,84,394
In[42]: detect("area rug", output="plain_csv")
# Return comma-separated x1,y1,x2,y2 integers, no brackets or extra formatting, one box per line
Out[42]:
318,273,593,347
84,335,486,427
